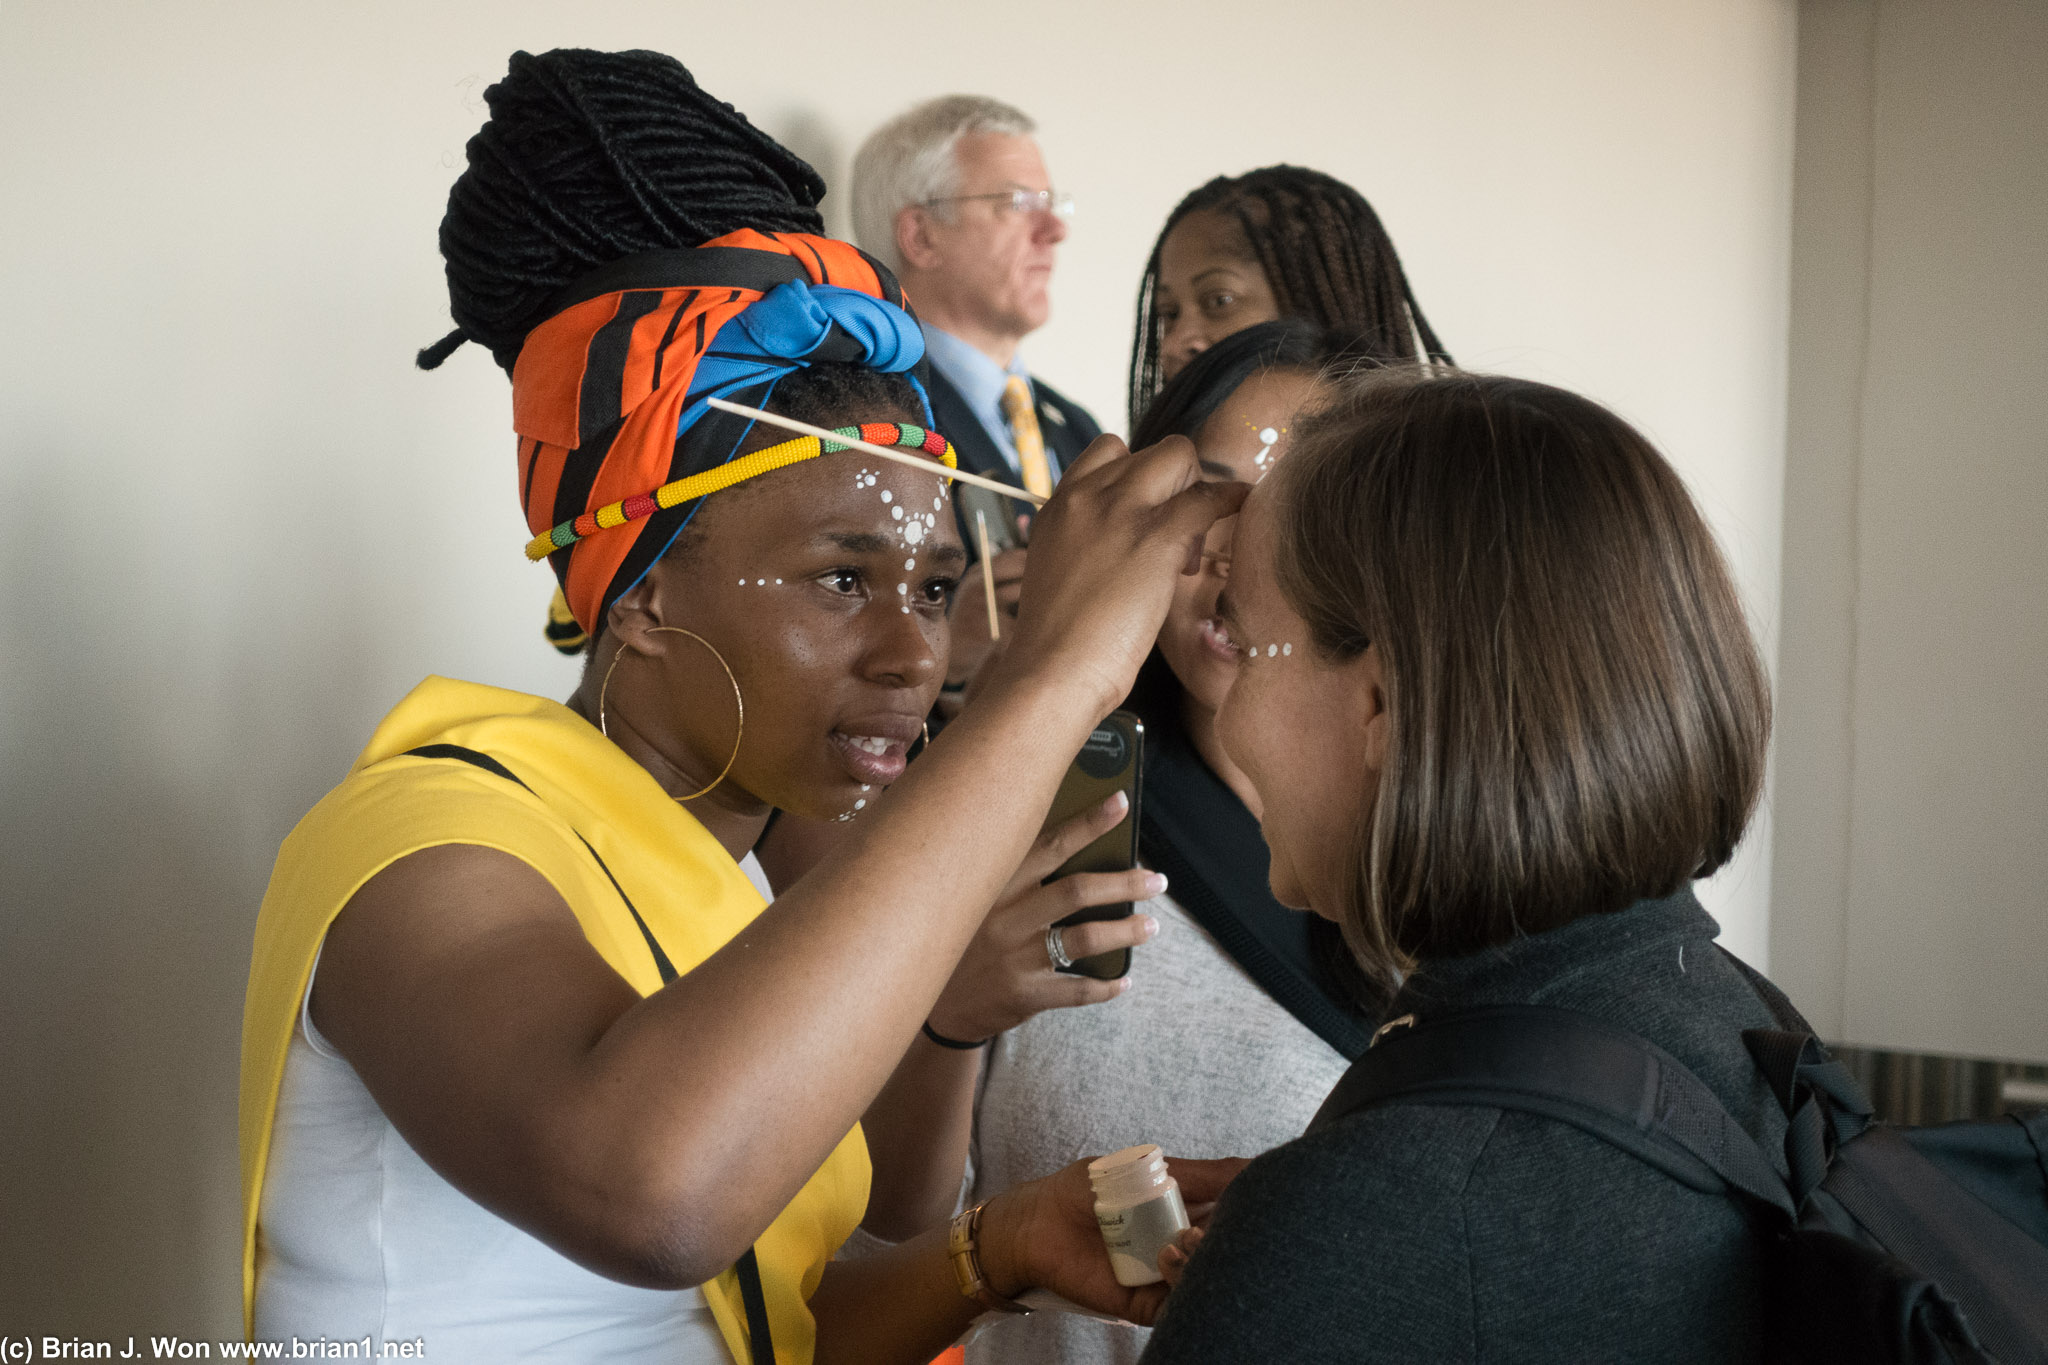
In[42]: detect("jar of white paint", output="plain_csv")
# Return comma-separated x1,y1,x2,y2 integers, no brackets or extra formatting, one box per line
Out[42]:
1087,1144,1191,1287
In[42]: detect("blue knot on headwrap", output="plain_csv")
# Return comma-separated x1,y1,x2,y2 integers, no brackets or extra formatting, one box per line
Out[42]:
677,279,933,440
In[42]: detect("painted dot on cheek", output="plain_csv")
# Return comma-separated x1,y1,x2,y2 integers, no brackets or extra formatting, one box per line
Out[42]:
881,490,893,503
1267,644,1277,657
854,798,866,810
1282,643,1292,655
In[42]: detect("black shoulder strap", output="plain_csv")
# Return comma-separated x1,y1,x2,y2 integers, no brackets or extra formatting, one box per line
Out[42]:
1308,1004,1795,1217
400,743,773,1365
405,745,678,984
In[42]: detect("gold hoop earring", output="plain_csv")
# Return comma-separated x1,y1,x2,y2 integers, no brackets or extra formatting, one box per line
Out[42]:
597,626,745,802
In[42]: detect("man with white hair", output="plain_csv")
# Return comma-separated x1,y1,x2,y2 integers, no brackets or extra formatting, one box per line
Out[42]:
852,96,1101,694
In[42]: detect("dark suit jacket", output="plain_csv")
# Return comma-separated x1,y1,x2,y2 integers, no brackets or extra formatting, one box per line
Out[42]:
922,365,1101,557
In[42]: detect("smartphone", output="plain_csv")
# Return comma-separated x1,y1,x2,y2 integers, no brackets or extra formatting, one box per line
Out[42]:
1039,711,1145,980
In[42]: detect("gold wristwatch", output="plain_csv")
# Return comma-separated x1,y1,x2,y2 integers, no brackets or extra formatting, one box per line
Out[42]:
947,1199,1030,1315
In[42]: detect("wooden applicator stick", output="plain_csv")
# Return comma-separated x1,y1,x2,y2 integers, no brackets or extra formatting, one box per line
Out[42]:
704,397,1048,508
975,509,1001,642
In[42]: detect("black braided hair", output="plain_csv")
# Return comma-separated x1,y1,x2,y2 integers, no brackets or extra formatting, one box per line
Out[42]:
418,48,827,373
1127,165,1452,427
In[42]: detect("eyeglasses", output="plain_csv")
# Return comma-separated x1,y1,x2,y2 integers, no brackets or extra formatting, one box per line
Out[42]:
923,188,1076,219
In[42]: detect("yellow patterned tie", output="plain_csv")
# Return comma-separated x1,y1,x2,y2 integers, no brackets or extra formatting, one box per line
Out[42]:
1001,374,1053,498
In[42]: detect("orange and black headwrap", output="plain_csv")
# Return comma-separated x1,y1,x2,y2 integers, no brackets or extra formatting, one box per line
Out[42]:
513,228,955,647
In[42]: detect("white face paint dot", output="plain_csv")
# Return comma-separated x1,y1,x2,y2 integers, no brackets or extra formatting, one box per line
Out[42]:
1259,427,1280,445
904,520,925,545
891,506,904,521
757,578,766,585
854,798,867,810
775,578,783,585
905,558,916,571
933,497,943,510
738,579,745,586
1282,643,1292,655
1267,644,1278,657
880,490,893,503
897,582,909,595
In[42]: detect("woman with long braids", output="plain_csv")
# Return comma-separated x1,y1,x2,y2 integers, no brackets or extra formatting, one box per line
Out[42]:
1126,166,1451,428
237,48,1242,1363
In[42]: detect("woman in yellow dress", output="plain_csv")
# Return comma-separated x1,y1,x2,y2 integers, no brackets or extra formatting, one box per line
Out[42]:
238,48,1241,1364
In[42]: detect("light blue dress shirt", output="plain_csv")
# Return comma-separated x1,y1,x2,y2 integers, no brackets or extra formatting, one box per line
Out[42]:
919,322,1057,482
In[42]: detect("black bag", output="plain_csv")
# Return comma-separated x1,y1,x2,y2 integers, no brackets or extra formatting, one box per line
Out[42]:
1313,956,2048,1364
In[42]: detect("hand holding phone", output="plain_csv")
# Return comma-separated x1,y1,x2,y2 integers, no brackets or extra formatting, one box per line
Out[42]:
922,728,1159,1043
1039,712,1145,980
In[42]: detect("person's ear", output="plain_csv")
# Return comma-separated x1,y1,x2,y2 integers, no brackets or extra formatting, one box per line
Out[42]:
1355,645,1391,775
896,205,943,273
605,572,667,655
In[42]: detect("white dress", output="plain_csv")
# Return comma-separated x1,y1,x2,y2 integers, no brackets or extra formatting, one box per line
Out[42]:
965,889,1352,1365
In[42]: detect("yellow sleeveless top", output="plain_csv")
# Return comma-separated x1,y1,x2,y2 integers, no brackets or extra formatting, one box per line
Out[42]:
237,676,870,1362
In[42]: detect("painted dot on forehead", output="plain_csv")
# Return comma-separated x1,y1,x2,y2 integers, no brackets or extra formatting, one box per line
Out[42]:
891,506,904,521
880,490,893,503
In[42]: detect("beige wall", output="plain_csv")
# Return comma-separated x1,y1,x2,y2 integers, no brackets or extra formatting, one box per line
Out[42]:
1771,0,2048,1061
0,0,1795,1334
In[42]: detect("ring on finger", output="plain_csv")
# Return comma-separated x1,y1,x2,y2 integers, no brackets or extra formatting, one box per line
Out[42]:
1045,924,1074,972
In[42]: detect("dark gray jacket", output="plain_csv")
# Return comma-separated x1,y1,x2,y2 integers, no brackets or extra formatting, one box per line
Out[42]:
1141,888,1788,1363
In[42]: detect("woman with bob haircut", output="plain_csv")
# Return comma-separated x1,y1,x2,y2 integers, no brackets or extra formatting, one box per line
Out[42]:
1138,369,1783,1363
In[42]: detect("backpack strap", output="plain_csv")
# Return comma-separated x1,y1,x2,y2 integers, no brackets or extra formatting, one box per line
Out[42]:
1714,945,1885,1206
1308,1004,1796,1217
400,743,775,1365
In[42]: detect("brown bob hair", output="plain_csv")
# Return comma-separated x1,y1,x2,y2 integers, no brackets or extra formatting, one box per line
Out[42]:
1269,370,1770,988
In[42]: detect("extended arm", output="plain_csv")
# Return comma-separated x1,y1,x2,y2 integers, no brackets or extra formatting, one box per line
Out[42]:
313,436,1241,1287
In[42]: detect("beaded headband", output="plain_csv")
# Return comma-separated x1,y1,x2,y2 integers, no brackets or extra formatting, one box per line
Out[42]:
524,421,957,562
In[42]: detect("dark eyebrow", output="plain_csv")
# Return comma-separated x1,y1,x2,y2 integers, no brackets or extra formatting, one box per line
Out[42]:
819,531,968,569
819,532,898,554
1198,459,1236,479
1191,267,1248,285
